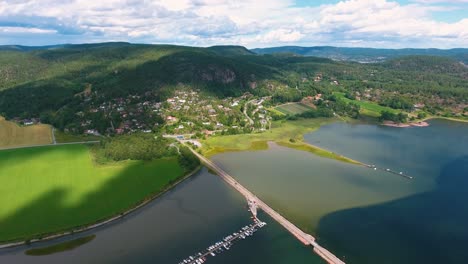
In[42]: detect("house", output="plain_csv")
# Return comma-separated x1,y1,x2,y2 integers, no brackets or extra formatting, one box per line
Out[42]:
414,103,425,109
85,129,100,136
166,116,178,122
115,128,124,134
204,130,215,136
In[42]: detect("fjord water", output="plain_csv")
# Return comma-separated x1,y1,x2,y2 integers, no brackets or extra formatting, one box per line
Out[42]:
0,168,324,264
211,119,468,264
1,119,466,264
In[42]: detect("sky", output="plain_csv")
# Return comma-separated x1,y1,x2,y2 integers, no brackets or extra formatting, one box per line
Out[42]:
0,0,467,48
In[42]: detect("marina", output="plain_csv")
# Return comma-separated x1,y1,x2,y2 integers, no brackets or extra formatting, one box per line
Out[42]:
178,218,267,264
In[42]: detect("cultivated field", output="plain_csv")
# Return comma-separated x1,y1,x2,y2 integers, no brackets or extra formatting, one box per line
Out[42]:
275,103,314,115
0,144,185,242
0,116,52,148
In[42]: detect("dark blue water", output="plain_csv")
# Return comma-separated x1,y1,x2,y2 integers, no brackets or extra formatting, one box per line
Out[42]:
307,119,468,264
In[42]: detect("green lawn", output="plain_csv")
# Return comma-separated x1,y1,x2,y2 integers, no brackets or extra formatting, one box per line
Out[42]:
334,92,399,117
0,144,185,242
275,103,313,115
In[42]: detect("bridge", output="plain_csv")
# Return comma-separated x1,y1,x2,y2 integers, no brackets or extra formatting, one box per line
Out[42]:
186,146,345,264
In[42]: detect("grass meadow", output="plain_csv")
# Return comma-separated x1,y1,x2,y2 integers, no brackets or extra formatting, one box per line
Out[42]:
333,92,398,117
0,144,185,242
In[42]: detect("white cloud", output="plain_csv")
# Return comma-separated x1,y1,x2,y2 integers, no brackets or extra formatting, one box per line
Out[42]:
0,0,466,48
0,26,56,34
259,29,305,43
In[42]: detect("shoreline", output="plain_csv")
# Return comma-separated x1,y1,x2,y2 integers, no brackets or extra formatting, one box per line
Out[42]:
423,116,468,123
382,120,430,128
201,118,366,166
0,165,202,249
382,116,468,128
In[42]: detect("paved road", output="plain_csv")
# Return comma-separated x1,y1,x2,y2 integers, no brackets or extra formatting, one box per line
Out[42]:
185,145,345,264
0,141,100,151
243,100,255,125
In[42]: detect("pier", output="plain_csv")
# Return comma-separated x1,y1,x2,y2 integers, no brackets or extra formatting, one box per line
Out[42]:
178,219,267,264
366,164,413,179
185,146,345,264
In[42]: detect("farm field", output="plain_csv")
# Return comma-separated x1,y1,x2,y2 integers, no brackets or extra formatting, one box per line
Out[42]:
0,144,185,242
333,92,399,117
275,103,314,115
0,116,52,148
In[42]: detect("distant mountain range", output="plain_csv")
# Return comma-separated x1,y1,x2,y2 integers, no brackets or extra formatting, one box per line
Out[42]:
251,46,468,64
2,43,466,64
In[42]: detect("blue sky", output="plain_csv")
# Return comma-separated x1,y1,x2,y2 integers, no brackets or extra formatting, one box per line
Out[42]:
0,0,467,48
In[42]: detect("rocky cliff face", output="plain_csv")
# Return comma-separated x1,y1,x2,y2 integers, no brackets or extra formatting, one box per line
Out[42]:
199,65,236,84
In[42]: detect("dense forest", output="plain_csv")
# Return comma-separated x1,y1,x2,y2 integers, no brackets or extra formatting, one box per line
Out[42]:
94,133,200,172
0,42,466,125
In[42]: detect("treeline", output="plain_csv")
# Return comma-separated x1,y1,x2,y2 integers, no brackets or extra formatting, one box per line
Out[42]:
379,110,408,123
94,133,199,172
178,146,200,172
97,133,175,161
378,96,413,111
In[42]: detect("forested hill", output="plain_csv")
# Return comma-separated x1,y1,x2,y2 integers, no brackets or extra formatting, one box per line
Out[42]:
0,43,282,117
251,46,468,64
0,42,467,121
383,56,467,75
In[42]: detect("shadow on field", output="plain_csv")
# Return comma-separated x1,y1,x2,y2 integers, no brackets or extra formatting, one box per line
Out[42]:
316,155,468,264
0,146,184,242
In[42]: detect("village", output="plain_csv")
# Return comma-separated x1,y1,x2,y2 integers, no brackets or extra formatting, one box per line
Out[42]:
29,88,274,139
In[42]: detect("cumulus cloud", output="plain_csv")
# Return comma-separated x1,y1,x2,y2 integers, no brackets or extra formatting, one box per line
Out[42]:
0,0,466,48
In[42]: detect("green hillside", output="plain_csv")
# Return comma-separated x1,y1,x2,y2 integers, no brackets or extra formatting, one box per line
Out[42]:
0,43,466,125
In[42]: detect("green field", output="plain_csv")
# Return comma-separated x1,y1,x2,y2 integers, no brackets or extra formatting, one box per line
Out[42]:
275,103,314,115
0,116,52,148
334,92,399,117
0,144,185,242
